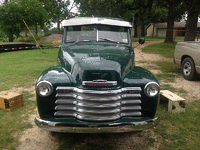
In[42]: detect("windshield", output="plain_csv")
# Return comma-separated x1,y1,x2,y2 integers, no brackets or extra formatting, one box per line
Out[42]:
64,25,129,44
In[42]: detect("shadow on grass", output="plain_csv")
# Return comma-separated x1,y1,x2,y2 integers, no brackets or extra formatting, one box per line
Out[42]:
51,131,150,150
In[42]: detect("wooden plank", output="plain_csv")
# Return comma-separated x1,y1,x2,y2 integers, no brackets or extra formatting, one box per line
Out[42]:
159,90,186,113
0,97,6,109
160,90,185,101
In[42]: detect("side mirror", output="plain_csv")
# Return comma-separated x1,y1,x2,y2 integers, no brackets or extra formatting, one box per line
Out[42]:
139,38,145,44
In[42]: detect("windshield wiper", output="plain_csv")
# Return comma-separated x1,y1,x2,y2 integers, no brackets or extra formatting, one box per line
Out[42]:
75,40,96,44
99,38,120,44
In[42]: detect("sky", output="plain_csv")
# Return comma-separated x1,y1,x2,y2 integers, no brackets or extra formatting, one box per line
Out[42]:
0,0,3,5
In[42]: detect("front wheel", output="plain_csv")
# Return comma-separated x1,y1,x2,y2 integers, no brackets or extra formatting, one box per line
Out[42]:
181,57,197,81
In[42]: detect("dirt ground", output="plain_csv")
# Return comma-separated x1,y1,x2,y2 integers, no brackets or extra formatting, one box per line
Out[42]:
10,40,199,150
39,34,62,44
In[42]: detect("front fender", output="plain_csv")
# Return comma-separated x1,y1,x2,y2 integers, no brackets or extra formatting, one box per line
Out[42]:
36,65,72,86
123,66,159,85
36,65,72,119
123,66,160,118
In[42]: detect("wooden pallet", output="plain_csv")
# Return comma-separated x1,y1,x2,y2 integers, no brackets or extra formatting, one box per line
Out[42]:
159,90,186,113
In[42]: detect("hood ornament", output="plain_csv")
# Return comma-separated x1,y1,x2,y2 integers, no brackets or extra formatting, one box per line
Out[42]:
82,79,117,86
92,79,107,82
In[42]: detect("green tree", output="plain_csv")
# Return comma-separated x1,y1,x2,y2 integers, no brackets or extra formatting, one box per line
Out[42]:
164,0,177,43
75,0,134,21
126,0,155,37
75,0,168,37
0,1,24,42
76,0,123,18
17,0,49,35
153,0,184,43
0,29,7,42
41,0,72,34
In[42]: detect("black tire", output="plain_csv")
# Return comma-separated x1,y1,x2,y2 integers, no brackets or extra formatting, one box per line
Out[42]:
181,57,197,81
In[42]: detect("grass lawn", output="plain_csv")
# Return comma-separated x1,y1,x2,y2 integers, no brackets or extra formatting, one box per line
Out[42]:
142,42,177,58
156,100,200,150
0,48,59,91
132,36,184,42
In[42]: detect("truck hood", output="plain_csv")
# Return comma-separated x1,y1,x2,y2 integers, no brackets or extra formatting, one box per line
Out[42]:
60,43,134,82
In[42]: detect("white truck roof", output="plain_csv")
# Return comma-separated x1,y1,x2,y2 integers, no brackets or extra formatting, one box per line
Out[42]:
63,17,132,27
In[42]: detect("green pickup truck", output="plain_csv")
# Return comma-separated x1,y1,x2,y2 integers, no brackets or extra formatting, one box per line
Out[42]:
35,17,160,133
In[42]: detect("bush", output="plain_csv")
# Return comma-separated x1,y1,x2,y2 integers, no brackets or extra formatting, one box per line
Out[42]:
0,30,8,42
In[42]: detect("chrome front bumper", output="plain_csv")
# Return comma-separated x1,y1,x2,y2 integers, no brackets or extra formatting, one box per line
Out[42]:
35,117,160,133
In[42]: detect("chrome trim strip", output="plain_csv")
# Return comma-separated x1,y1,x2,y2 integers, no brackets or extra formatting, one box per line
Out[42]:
75,102,121,108
77,95,122,101
56,93,141,100
121,94,141,98
55,106,76,111
54,111,76,117
55,100,77,105
77,108,121,114
121,106,141,111
35,117,160,133
55,108,121,114
56,99,142,105
76,114,121,121
82,80,118,86
56,87,141,94
56,94,77,98
121,100,141,105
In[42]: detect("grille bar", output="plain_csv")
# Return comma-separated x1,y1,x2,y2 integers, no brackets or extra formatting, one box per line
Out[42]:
77,114,121,121
54,86,142,121
121,99,141,105
121,112,142,117
56,87,141,94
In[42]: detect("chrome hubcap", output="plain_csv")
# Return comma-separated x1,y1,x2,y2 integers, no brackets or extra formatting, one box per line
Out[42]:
183,62,191,76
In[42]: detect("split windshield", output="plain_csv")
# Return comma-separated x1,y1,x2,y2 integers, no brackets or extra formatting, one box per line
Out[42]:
64,25,129,44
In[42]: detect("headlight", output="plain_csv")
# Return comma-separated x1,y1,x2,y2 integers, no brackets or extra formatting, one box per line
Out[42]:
144,82,160,97
36,81,53,97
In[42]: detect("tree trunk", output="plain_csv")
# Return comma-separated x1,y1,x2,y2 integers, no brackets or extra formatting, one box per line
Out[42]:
134,12,138,38
152,23,155,38
57,17,60,34
165,0,176,43
8,32,13,42
184,9,199,41
141,18,145,36
35,24,38,36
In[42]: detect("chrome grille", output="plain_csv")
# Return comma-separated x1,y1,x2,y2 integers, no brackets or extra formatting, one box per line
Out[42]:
54,86,142,121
